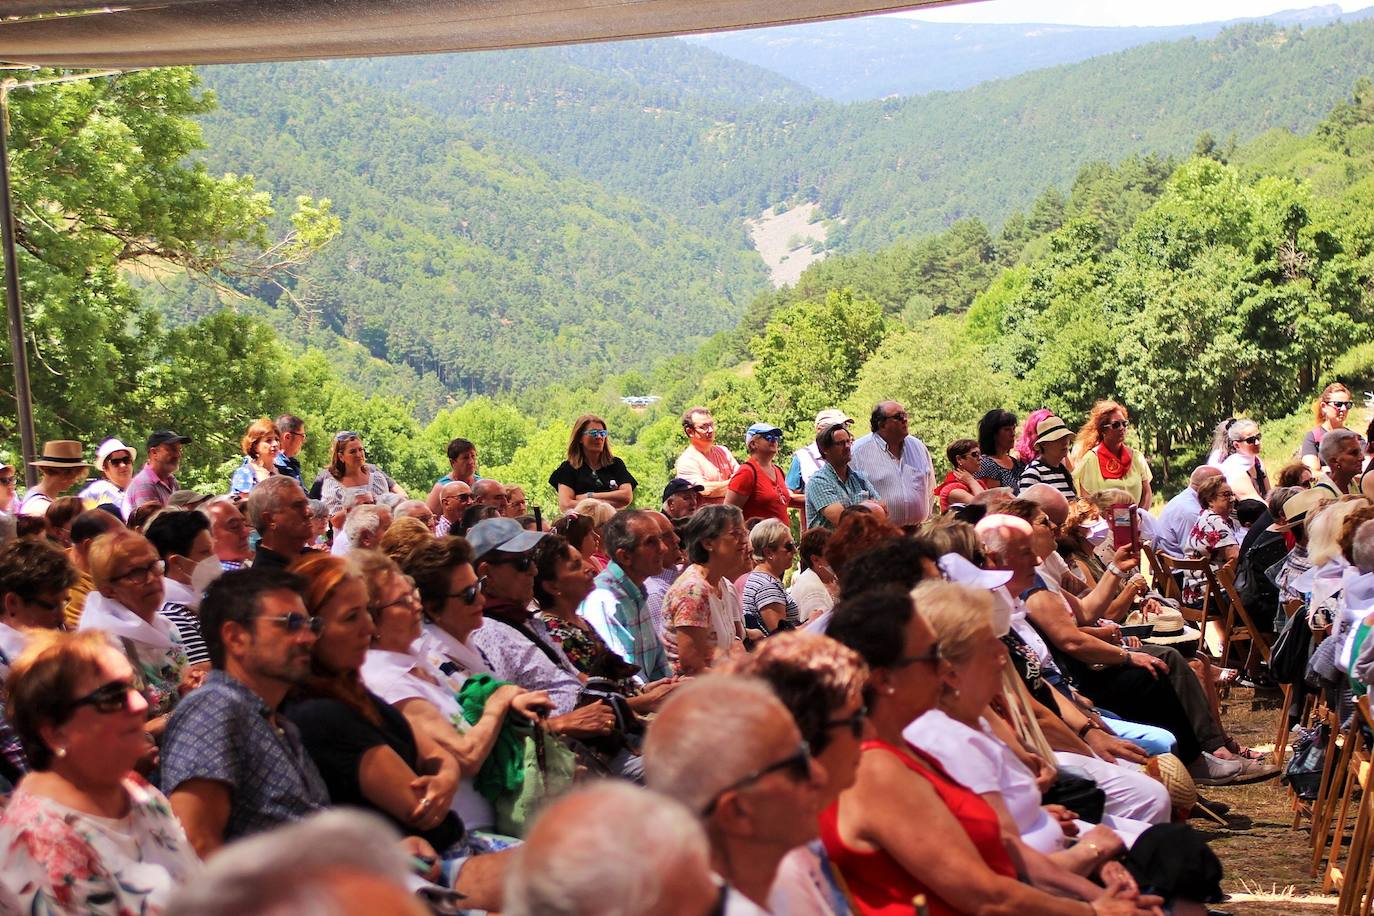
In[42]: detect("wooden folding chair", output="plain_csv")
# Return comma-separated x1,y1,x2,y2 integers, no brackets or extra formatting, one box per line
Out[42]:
1311,705,1353,874
1152,553,1214,633
1214,564,1274,669
1321,706,1372,898
1140,542,1170,595
1276,600,1318,769
1336,698,1374,914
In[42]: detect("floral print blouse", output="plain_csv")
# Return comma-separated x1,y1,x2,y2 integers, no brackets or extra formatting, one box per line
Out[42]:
1182,509,1239,606
0,774,199,915
539,613,641,694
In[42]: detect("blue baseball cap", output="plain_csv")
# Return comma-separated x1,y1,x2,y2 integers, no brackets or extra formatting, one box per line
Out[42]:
745,423,783,442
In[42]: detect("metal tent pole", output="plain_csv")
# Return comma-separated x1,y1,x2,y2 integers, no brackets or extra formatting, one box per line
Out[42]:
0,84,38,487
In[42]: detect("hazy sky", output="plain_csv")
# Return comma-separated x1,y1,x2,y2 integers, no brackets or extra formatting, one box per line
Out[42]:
895,0,1367,27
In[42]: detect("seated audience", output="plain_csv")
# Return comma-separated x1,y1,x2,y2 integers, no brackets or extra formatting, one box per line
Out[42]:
378,516,432,562
201,497,252,572
974,409,1026,493
0,630,199,913
643,675,825,913
661,505,749,675
44,495,85,548
435,480,473,536
504,485,528,519
549,414,636,511
393,498,436,533
575,509,674,682
1181,475,1240,606
790,528,837,624
247,475,314,570
62,508,124,627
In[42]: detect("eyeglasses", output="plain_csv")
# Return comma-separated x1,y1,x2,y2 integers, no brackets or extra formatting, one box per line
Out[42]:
448,576,486,605
260,612,325,635
776,541,797,552
489,553,534,572
377,587,423,614
702,741,813,814
106,456,133,467
1236,435,1262,445
694,423,716,433
884,412,908,422
757,432,782,443
1100,419,1130,431
1327,400,1355,410
893,642,943,668
1297,479,1314,489
0,476,13,486
70,679,143,715
824,705,868,739
442,493,475,504
583,429,609,439
963,450,982,460
112,559,165,584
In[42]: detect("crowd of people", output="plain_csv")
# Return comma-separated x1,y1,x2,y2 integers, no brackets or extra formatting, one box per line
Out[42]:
0,389,1368,914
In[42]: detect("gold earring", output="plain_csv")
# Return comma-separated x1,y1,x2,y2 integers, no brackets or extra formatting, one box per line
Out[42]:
54,746,67,759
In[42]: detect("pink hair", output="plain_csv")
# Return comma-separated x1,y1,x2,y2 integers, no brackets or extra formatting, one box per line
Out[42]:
1014,408,1054,464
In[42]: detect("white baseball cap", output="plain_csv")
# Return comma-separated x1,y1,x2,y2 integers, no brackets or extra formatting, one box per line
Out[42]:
95,437,137,468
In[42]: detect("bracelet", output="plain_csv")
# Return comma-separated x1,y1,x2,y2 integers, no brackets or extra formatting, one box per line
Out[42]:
1120,646,1130,664
1106,563,1124,579
1078,721,1100,739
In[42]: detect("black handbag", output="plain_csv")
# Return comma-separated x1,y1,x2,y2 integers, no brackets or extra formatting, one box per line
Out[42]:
1041,771,1107,823
1270,605,1313,684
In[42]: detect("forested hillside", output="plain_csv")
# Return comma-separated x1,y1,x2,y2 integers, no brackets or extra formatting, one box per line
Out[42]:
194,62,770,395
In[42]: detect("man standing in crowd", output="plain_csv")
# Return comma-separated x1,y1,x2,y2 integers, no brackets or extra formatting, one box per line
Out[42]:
123,429,191,516
581,509,673,681
850,400,934,528
644,676,825,914
661,477,703,520
274,415,307,488
435,480,473,536
786,408,853,493
162,568,329,856
426,437,478,514
203,497,253,572
247,477,313,571
805,423,878,530
674,407,739,506
1155,466,1223,557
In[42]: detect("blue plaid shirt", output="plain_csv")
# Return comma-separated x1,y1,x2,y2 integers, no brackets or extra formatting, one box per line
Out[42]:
580,561,670,682
804,463,876,529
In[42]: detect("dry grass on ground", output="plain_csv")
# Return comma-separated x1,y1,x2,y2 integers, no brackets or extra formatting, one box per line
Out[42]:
1192,687,1338,915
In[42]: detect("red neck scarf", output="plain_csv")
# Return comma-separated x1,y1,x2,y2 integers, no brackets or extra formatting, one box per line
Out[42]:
1096,442,1133,480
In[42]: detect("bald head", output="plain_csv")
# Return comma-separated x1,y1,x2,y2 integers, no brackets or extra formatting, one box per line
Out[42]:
504,784,715,916
439,480,472,523
472,478,507,507
975,513,1035,569
1189,465,1223,491
1022,484,1069,527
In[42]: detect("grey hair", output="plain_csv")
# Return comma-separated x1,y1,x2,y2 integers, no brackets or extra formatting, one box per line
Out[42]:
340,489,373,512
0,511,16,548
343,504,386,544
974,513,1033,558
394,499,429,519
749,518,790,561
1321,427,1361,465
246,476,305,532
643,674,790,812
306,498,328,521
163,810,408,916
683,504,744,565
1352,519,1374,573
1267,486,1297,521
375,491,404,510
504,784,711,916
602,509,652,564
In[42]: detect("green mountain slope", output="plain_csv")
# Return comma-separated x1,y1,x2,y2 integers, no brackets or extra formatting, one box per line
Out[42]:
194,62,769,395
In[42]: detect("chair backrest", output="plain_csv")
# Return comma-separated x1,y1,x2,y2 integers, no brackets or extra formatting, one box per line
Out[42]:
1140,542,1171,595
1153,552,1214,625
1215,565,1273,663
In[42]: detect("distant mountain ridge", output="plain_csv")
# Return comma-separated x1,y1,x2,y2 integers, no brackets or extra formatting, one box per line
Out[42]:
686,4,1374,100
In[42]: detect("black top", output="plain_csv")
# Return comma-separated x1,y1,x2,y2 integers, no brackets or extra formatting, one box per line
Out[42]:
548,457,638,498
252,543,296,571
284,689,463,851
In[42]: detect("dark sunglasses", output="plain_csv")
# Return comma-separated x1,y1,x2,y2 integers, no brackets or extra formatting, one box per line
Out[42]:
1100,419,1130,431
1327,400,1355,410
1236,435,1262,445
0,476,13,486
261,612,324,634
583,429,609,439
449,576,486,604
70,679,142,715
334,430,359,441
825,704,868,740
702,740,813,814
757,432,783,443
894,641,943,668
489,553,534,572
106,455,133,467
884,411,908,422
776,541,797,552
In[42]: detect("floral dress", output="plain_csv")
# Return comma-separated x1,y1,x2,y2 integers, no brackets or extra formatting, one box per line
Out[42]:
0,775,199,915
539,613,641,694
1182,509,1239,606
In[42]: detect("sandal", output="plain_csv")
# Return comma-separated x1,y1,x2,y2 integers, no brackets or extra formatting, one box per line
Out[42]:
1214,667,1240,688
1223,738,1267,761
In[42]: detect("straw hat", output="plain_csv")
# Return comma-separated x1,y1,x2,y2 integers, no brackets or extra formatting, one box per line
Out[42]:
1146,753,1226,824
1142,607,1202,653
29,440,92,470
1268,486,1328,532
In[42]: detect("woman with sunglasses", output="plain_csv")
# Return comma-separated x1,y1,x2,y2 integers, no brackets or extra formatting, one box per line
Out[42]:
356,545,545,843
724,630,870,915
284,552,464,856
79,438,137,514
1071,400,1153,509
1208,418,1269,501
1302,382,1356,474
0,630,198,914
741,519,801,637
78,532,196,739
548,415,637,512
320,431,405,517
822,587,1154,916
726,423,801,526
936,438,987,511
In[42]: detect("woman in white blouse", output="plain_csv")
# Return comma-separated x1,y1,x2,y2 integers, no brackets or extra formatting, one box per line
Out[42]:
903,582,1149,901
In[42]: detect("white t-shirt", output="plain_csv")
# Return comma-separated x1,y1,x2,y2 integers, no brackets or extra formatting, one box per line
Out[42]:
904,709,1066,854
789,568,835,622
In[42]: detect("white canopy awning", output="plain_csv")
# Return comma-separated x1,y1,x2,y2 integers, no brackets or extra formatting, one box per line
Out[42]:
0,0,971,68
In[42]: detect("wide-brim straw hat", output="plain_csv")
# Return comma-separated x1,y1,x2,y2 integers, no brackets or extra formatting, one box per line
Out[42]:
29,440,93,470
1142,608,1202,651
1268,486,1329,532
1145,753,1225,824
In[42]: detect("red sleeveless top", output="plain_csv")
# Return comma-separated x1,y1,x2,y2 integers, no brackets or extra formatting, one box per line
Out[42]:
819,738,1017,915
